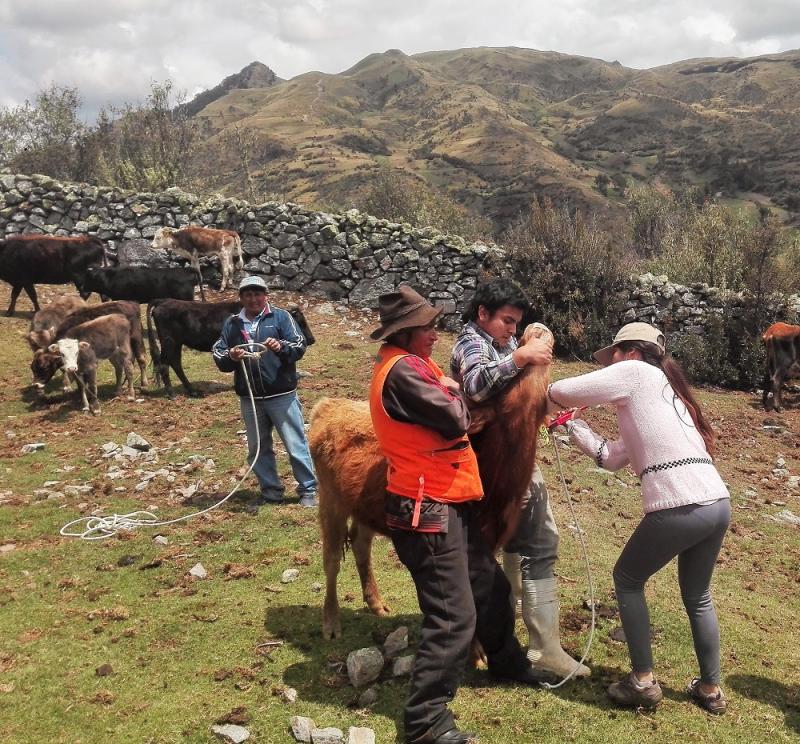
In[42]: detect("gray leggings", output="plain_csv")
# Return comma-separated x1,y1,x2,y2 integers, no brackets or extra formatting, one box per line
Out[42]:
613,498,731,684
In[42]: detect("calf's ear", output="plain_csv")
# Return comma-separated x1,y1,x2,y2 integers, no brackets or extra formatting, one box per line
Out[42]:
79,341,91,350
48,343,59,353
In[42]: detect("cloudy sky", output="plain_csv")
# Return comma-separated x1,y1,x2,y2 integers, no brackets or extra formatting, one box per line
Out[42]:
1,0,799,118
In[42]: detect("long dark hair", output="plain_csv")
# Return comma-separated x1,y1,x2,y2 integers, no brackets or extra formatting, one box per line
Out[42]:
617,340,716,457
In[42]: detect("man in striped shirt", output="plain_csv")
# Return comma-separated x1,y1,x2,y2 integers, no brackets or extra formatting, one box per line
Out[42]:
451,278,590,680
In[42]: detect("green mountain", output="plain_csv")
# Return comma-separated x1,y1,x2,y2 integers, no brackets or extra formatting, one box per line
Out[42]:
186,48,800,230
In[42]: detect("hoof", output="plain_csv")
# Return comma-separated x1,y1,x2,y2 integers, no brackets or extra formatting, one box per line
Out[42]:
188,390,203,399
322,619,341,640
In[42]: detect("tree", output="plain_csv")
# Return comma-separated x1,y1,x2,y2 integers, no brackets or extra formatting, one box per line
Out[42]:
0,84,87,180
594,172,610,195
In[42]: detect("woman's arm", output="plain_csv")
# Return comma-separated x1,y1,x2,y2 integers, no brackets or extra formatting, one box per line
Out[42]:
547,360,642,412
566,419,630,472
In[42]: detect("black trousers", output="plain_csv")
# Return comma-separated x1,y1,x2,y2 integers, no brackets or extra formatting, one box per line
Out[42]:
391,501,528,743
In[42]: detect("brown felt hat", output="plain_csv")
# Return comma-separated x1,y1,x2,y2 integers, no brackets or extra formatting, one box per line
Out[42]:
593,322,666,366
369,285,443,341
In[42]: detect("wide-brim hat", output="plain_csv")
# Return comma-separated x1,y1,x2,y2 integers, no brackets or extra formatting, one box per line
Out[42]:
369,285,443,341
593,322,666,366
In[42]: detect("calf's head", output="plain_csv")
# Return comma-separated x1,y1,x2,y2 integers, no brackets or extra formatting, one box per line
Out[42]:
151,227,176,250
50,339,91,374
30,349,63,389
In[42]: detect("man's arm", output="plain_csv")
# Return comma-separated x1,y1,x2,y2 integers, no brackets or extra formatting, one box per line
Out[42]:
275,309,307,363
212,319,237,372
383,357,471,439
452,332,520,403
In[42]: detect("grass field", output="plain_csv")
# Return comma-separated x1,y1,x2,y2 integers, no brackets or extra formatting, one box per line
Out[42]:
0,286,798,743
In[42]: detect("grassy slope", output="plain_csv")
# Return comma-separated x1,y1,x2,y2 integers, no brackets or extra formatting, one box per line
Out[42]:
188,47,800,229
0,286,798,743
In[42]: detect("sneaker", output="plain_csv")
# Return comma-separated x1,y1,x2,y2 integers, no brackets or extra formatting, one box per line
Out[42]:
687,678,727,715
257,491,285,505
299,493,318,508
607,672,663,708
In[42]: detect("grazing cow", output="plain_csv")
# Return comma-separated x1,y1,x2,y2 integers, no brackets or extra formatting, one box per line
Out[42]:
151,226,243,298
762,322,800,411
31,314,136,412
27,295,87,350
51,301,149,388
147,299,315,397
0,235,106,315
76,266,195,303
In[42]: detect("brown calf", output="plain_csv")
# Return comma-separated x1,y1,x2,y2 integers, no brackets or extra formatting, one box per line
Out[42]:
762,322,800,411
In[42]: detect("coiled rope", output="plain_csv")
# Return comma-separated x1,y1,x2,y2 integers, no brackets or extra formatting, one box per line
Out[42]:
60,343,266,540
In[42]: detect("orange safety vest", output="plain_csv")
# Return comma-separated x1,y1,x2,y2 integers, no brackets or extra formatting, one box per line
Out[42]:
369,344,483,526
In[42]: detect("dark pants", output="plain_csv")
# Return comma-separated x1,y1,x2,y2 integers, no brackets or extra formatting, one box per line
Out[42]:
391,502,528,743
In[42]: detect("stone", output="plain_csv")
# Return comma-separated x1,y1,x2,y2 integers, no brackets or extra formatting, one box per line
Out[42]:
290,716,316,742
281,568,300,583
356,686,378,707
347,727,375,744
21,443,45,454
281,686,298,703
211,724,250,743
120,445,142,459
63,485,93,496
117,239,170,267
392,655,414,677
101,442,120,455
383,626,408,659
346,647,384,687
311,728,344,744
126,432,151,451
188,563,208,579
153,535,169,545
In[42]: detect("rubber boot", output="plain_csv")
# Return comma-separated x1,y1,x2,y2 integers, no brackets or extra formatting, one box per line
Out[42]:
521,577,591,679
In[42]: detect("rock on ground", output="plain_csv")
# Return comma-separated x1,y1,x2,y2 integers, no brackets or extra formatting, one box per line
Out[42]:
346,647,384,687
281,568,300,583
211,723,250,743
311,728,344,744
347,727,375,744
392,655,414,677
383,626,408,659
188,563,208,579
290,716,316,743
356,686,378,707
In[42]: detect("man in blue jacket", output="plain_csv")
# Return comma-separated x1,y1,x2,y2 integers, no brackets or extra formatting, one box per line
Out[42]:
212,276,317,507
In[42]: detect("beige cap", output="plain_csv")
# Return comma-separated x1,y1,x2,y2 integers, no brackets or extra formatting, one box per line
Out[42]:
593,322,666,366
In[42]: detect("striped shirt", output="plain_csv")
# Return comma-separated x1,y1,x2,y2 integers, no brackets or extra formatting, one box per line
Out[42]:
450,321,521,403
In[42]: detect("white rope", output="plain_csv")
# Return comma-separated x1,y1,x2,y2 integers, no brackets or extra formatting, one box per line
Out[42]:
538,429,596,690
60,343,267,540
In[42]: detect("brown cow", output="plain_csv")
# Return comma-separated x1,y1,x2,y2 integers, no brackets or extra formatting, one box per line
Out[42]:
0,234,106,315
31,315,136,413
152,226,243,298
762,322,800,411
27,295,87,350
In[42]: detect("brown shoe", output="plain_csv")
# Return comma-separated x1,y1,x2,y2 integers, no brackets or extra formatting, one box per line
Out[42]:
687,678,727,715
607,672,663,708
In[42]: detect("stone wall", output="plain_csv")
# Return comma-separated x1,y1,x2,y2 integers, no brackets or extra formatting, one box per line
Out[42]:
1,172,797,332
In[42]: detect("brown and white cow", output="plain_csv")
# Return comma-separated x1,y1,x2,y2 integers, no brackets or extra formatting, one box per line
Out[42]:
151,226,243,298
762,322,800,411
31,315,136,413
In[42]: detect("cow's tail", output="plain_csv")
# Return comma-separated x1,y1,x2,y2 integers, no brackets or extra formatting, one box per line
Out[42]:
146,301,165,385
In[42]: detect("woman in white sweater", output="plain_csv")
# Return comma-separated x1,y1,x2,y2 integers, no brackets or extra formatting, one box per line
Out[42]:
547,322,730,714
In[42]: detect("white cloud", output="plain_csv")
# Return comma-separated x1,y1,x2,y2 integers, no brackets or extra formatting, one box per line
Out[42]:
0,0,798,118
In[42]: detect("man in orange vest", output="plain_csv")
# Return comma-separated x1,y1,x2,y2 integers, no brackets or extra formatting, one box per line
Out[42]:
369,286,543,744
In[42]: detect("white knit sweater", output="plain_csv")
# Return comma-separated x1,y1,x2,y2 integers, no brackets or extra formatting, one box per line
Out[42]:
548,360,729,513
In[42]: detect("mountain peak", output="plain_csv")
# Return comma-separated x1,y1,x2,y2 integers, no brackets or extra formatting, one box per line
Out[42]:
182,61,283,117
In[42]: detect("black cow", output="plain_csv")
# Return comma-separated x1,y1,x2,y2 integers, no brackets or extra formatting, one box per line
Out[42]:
76,266,196,303
762,322,800,411
0,234,106,315
147,299,315,398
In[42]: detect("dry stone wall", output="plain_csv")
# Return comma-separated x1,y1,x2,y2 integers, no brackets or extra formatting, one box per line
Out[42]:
1,173,797,332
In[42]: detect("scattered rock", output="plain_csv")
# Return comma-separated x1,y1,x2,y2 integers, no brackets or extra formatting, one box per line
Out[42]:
356,686,378,707
392,655,414,677
0,544,16,554
188,563,208,579
311,581,323,593
281,568,300,584
311,728,344,744
281,686,298,703
101,442,120,456
95,663,114,676
120,445,142,459
347,727,376,744
211,723,250,743
383,626,408,659
21,443,45,454
346,647,384,687
153,535,169,546
766,509,800,526
63,485,94,496
43,480,61,487
126,432,151,451
290,716,316,743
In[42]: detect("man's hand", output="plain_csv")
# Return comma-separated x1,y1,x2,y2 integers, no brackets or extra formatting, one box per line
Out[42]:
512,336,553,368
264,338,282,353
230,347,246,361
439,375,461,391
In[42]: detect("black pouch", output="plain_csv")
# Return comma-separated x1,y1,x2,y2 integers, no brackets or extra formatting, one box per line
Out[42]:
385,493,449,533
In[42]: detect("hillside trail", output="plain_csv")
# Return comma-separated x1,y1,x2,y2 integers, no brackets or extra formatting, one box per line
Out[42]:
302,77,324,123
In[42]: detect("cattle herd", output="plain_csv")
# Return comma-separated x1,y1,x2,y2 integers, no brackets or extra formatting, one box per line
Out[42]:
0,229,797,414
0,229,312,414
